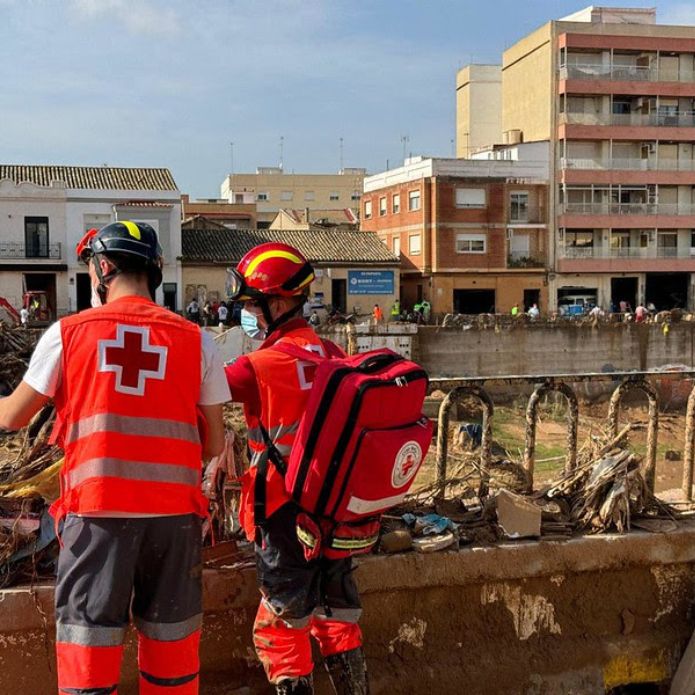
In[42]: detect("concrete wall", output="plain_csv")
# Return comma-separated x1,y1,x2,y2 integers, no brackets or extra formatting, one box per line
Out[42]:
418,322,695,377
3,525,695,693
456,64,503,156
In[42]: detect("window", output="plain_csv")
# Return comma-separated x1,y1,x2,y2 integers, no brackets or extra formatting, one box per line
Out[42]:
364,200,372,219
351,191,361,201
510,192,529,222
24,217,49,258
455,188,486,208
330,192,340,201
83,214,111,233
257,192,269,201
392,193,400,214
234,194,244,204
565,231,594,248
455,233,486,254
408,189,421,211
304,191,315,201
379,197,387,216
408,234,421,255
281,191,293,201
393,236,401,256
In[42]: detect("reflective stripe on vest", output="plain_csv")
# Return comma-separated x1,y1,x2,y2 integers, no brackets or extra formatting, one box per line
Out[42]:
67,458,200,489
67,414,199,446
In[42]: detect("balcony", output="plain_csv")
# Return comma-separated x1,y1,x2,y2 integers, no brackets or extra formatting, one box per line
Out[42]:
560,158,695,172
561,245,687,260
0,242,62,260
559,202,695,216
559,64,694,83
506,251,545,268
560,112,695,127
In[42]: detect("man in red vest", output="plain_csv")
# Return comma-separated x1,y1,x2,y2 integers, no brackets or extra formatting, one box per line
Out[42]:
0,221,229,695
225,242,369,695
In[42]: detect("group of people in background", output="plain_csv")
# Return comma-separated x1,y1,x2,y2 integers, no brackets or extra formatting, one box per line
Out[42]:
186,298,238,327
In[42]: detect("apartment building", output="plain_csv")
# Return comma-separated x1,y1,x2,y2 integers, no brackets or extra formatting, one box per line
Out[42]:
458,6,695,311
361,156,549,315
220,167,365,226
456,64,503,157
0,165,183,316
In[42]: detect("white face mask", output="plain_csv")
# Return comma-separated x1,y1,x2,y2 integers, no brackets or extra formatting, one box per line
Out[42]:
90,284,103,308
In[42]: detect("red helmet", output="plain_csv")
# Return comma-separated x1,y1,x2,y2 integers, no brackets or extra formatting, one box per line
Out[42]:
227,242,314,301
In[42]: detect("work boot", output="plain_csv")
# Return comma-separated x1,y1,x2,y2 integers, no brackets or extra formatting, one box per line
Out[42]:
324,647,370,695
275,675,314,694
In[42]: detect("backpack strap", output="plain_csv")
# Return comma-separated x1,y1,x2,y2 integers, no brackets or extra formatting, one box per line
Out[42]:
253,422,287,526
271,338,343,361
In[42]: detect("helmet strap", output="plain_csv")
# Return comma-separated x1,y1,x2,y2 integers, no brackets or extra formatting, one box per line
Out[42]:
92,255,121,304
264,297,303,336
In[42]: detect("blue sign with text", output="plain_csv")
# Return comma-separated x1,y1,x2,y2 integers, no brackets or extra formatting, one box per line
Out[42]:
347,270,394,295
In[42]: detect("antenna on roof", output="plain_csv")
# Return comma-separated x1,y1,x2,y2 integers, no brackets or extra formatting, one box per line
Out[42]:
230,142,234,174
400,134,410,163
339,137,344,172
279,136,284,171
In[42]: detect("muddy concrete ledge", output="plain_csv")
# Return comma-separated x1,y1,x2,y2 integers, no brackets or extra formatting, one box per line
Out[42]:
3,524,695,694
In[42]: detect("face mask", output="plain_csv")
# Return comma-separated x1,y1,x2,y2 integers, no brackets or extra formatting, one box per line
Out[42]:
241,308,266,340
90,284,103,308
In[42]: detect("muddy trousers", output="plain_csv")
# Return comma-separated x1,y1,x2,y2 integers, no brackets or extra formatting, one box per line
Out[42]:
253,504,363,684
55,514,202,695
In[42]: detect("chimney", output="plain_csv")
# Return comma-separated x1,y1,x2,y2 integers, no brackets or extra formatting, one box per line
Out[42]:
305,207,310,228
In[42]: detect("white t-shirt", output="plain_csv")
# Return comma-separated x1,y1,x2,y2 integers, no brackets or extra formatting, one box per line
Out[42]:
217,305,228,321
23,320,231,405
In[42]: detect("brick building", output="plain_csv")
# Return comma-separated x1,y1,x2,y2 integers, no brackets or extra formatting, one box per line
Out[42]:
361,156,549,315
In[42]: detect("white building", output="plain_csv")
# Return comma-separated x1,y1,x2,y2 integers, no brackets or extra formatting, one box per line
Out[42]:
0,166,183,317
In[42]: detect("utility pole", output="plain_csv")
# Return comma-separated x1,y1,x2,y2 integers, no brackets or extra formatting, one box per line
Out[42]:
339,137,344,171
279,135,284,170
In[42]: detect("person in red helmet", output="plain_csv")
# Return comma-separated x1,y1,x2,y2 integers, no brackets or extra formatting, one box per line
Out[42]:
225,242,369,695
0,221,229,695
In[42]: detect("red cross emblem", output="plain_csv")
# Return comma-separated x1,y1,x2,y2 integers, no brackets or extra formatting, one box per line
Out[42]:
98,325,168,396
401,454,416,477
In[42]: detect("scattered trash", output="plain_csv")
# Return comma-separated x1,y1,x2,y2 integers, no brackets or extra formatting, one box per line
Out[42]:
495,489,542,539
412,532,458,553
380,529,413,554
402,513,457,536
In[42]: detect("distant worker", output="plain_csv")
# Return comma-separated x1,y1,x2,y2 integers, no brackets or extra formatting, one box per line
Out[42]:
511,303,520,317
527,303,540,320
186,297,200,324
390,299,401,321
225,243,370,694
308,309,321,327
421,300,431,323
0,222,229,695
372,303,383,325
635,303,647,323
19,306,29,328
218,301,229,327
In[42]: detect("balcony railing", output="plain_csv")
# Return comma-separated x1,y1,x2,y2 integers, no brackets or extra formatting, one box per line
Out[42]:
506,251,545,268
559,64,695,83
561,245,690,259
560,111,695,127
560,202,695,216
0,242,62,260
560,157,695,171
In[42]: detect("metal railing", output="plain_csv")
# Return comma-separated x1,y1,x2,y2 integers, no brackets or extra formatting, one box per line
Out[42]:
431,370,695,498
559,202,695,216
506,252,545,268
560,111,695,127
0,242,62,260
560,157,695,171
561,245,686,259
559,64,695,83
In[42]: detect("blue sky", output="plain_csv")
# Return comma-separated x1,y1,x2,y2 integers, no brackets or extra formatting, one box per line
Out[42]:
1,0,694,197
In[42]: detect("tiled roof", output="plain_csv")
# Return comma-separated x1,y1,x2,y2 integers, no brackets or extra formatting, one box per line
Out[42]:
0,165,178,191
181,227,399,265
281,208,358,225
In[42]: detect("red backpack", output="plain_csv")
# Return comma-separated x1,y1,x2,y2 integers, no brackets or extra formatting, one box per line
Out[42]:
268,343,433,559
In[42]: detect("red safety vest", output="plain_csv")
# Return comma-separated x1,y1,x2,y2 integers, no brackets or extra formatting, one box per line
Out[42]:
240,325,339,540
50,295,207,522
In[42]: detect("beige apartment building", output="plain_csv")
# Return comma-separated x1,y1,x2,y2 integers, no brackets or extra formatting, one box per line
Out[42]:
456,64,502,157
459,6,695,312
220,167,365,226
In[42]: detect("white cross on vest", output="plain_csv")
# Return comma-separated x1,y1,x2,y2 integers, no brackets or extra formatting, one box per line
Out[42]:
98,324,168,396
